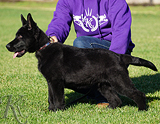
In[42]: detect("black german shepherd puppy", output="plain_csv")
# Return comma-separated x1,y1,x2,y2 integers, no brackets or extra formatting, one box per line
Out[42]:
6,13,157,111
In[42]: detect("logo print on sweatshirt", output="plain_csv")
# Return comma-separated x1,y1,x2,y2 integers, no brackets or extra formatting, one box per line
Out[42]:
73,8,108,32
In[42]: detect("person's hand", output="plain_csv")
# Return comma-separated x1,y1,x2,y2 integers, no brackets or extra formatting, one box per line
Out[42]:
50,36,58,43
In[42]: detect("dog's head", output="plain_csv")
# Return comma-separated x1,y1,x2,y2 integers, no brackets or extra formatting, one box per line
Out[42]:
6,13,39,58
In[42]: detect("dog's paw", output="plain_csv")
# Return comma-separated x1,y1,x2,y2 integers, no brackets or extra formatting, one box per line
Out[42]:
48,105,65,112
106,104,116,109
138,106,147,111
48,107,57,112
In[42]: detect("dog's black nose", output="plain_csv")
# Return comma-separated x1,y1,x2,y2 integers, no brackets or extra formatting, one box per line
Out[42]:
6,44,10,48
6,44,11,50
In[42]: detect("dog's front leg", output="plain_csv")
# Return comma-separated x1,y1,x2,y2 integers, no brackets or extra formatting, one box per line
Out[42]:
47,80,65,112
48,82,56,111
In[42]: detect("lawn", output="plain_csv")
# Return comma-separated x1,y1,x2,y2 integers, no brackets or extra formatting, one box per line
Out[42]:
0,2,160,124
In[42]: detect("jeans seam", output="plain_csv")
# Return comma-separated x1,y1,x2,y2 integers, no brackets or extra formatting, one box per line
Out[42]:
90,43,110,49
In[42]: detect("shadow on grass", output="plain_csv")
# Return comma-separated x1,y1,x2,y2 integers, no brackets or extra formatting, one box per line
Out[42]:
65,73,160,109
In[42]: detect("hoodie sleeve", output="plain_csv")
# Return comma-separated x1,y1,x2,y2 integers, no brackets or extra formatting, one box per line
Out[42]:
46,0,72,43
108,0,132,54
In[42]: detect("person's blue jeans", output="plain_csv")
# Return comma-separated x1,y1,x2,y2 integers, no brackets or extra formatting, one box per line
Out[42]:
73,36,131,103
73,36,131,54
73,36,111,49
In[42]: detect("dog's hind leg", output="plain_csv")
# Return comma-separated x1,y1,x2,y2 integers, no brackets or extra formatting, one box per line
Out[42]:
98,82,122,109
107,73,146,111
47,80,65,112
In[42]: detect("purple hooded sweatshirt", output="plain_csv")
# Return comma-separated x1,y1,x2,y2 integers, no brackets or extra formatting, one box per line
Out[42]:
46,0,135,54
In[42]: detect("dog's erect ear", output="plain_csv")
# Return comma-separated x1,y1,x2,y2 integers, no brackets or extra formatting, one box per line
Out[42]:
21,14,27,26
27,13,37,30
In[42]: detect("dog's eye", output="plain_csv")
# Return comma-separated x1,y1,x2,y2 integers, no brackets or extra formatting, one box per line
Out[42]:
18,35,23,39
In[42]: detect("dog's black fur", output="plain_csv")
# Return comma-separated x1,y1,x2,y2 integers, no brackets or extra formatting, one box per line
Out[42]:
6,13,158,111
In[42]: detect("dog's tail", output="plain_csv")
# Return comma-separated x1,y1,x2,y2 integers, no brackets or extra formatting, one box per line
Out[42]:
121,54,158,71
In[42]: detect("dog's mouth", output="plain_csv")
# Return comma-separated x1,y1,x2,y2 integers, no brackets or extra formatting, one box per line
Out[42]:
13,50,26,58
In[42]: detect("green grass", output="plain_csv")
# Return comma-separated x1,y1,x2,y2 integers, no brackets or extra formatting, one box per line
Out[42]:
0,2,160,124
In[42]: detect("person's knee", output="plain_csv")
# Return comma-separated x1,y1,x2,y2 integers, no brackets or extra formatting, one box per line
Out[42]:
73,36,87,48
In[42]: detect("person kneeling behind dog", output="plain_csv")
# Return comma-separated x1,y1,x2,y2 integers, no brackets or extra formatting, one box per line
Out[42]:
46,0,135,107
